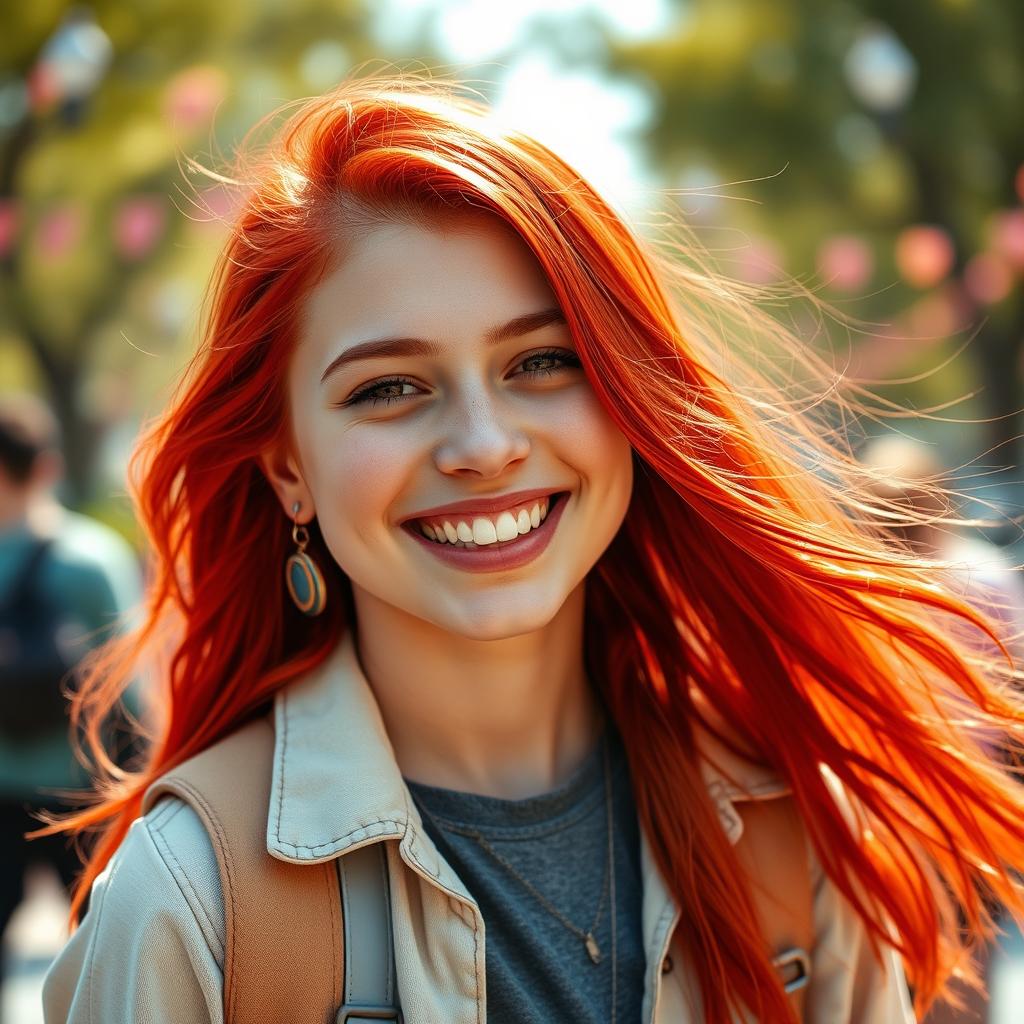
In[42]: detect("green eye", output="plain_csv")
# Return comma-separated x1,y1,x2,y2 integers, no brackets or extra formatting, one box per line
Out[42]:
342,348,581,408
518,348,582,379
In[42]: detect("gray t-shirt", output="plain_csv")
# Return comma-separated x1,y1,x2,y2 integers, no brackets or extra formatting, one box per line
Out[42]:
405,723,645,1023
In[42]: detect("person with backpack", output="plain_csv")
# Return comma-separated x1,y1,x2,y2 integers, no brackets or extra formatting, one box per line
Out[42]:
38,73,1024,1023
0,393,141,1000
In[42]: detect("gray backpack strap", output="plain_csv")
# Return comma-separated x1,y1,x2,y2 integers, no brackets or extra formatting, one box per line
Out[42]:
336,842,402,1023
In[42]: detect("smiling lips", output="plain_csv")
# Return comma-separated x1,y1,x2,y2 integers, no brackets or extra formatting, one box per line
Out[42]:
412,496,552,548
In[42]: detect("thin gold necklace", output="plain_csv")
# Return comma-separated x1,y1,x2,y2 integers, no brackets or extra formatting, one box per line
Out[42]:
415,733,618,1021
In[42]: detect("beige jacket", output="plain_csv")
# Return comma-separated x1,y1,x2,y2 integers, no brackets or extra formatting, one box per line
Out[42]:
42,631,916,1023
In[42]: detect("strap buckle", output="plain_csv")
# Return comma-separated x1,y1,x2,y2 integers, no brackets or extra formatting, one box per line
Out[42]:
336,1006,403,1023
772,946,811,994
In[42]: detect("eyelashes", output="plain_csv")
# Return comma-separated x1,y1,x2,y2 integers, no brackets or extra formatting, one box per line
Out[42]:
341,348,583,408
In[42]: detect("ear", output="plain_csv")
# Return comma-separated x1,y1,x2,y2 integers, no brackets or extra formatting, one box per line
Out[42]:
259,441,316,524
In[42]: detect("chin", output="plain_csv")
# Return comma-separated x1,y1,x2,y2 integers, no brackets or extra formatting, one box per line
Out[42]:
432,598,565,643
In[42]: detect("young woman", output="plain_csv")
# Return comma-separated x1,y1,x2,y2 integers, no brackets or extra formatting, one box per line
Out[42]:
38,71,1024,1023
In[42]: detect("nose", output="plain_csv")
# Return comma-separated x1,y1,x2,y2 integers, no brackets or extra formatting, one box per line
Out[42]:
432,388,531,479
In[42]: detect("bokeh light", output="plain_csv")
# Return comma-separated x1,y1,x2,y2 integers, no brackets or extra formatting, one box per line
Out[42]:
964,252,1014,305
163,66,228,133
894,225,955,288
843,22,917,112
989,208,1024,271
817,235,874,292
0,200,20,260
37,204,84,262
735,236,786,284
113,197,168,261
902,282,970,340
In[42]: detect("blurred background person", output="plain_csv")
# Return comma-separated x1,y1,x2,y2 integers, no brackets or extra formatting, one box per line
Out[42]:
0,392,142,1020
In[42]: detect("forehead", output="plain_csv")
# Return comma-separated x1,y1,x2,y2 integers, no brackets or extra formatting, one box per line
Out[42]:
300,213,558,349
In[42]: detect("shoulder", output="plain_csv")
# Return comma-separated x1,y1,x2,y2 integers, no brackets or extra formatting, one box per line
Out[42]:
55,509,139,585
53,509,138,565
137,795,227,965
38,510,142,611
76,796,224,964
42,798,224,1023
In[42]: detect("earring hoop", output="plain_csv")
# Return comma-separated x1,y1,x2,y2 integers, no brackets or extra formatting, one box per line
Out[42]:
285,502,327,616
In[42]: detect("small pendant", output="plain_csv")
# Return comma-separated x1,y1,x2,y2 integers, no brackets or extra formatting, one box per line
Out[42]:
584,932,602,964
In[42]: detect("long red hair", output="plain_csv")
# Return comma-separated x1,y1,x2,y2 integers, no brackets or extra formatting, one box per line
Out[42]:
36,69,1024,1021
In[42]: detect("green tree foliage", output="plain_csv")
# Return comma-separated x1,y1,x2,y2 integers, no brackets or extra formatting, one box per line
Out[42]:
0,0,391,503
603,0,1024,490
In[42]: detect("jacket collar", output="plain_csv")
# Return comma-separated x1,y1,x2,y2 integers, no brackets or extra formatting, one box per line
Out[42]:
267,629,411,864
266,628,789,866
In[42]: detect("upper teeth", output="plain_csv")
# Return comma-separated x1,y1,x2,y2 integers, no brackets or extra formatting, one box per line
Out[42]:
416,496,552,546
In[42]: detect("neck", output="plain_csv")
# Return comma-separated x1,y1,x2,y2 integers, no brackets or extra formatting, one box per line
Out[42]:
0,494,30,532
0,490,64,534
352,581,603,799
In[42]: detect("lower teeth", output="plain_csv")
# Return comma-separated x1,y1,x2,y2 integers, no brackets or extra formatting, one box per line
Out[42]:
443,535,519,549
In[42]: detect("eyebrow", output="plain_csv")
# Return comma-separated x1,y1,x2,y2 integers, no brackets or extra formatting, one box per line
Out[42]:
319,307,567,385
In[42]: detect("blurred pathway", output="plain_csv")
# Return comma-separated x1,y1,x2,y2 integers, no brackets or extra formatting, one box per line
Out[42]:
4,866,1024,1023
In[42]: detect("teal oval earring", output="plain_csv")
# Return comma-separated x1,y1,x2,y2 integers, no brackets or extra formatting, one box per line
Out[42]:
285,502,327,617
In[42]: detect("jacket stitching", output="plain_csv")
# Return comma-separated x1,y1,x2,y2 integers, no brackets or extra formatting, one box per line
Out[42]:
272,818,406,857
471,904,482,1023
647,902,681,1023
377,845,394,1000
341,857,354,1003
392,808,483,1020
324,858,341,1006
403,789,442,879
146,798,177,831
147,807,223,959
167,778,240,1020
273,692,289,845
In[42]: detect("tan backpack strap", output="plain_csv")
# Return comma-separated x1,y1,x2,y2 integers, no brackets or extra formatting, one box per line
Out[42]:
142,715,343,1024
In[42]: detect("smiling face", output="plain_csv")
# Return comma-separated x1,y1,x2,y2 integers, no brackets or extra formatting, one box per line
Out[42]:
262,210,634,642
